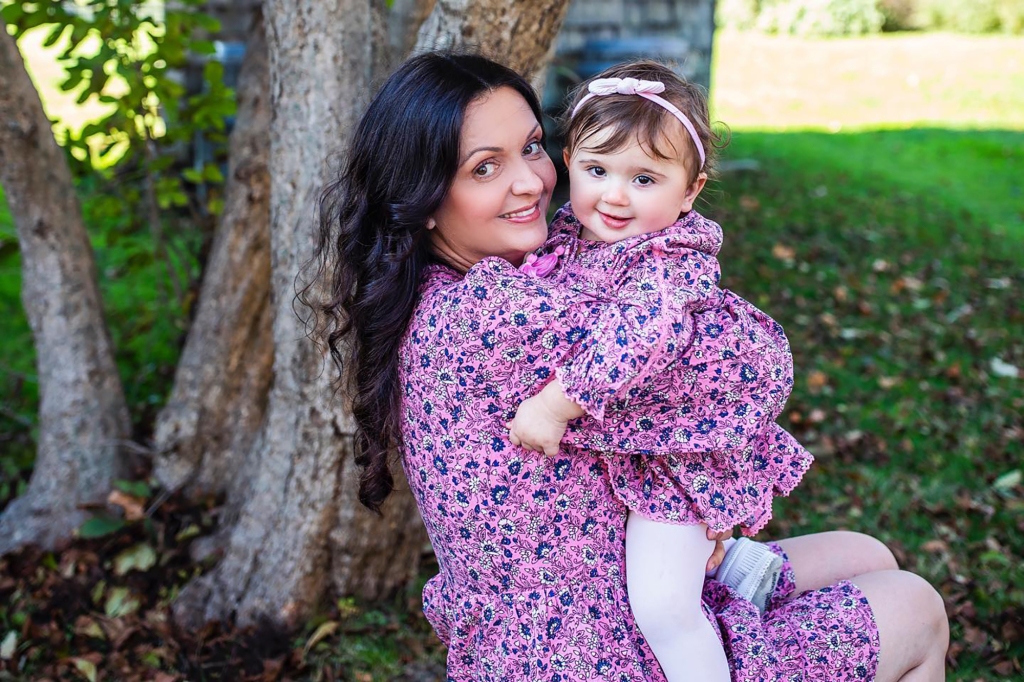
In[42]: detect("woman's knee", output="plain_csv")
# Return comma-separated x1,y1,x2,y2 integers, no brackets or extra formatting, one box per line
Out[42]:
838,531,898,572
855,570,948,679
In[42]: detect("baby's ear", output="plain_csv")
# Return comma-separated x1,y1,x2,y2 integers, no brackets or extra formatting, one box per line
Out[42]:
680,172,708,213
562,147,571,168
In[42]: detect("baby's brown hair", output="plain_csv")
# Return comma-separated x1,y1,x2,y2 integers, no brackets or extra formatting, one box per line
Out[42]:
563,60,726,184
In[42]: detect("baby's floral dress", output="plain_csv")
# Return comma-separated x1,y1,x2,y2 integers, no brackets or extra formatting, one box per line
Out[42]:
399,204,879,680
542,205,814,535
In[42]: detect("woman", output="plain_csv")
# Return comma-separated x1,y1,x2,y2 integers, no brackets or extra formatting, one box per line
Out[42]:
309,51,948,681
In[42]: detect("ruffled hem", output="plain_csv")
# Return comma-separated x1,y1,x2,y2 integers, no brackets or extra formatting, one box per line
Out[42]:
602,424,814,536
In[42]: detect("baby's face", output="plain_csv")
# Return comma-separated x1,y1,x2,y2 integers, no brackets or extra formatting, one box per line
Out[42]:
565,127,703,243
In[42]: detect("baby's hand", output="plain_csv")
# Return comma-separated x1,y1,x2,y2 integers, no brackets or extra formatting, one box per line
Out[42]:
508,394,570,457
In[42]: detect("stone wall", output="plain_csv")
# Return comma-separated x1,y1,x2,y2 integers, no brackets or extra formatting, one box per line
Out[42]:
552,0,716,95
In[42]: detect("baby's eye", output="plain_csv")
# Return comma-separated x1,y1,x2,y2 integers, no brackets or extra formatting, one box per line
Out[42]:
474,161,497,178
634,175,655,186
523,140,543,156
586,166,606,178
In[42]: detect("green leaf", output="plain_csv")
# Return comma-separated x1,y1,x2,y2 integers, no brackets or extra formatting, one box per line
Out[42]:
104,587,140,617
203,164,224,183
189,39,216,55
182,168,204,184
72,658,97,682
993,469,1022,493
43,23,68,49
78,515,126,539
113,543,157,576
0,5,24,27
114,479,152,498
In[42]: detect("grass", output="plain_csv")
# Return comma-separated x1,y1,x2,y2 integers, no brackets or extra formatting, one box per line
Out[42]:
0,29,1022,680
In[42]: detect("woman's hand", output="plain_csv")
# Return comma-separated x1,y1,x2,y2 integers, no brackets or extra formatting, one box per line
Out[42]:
706,527,733,575
507,379,584,457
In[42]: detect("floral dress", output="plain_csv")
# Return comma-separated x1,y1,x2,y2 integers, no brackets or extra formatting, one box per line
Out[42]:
541,205,814,536
399,206,879,681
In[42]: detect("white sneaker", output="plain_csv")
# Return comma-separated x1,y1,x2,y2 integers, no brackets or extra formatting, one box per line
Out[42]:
714,537,784,613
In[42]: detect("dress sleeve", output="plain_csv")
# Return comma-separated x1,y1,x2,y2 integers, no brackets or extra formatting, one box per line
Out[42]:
554,232,723,422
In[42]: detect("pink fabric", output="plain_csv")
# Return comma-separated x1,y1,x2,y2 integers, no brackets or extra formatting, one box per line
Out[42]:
399,205,876,680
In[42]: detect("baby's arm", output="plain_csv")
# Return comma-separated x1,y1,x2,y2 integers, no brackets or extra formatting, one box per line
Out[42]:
507,379,583,456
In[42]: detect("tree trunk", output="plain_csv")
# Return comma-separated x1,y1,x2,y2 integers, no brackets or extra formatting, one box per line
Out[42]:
174,0,571,629
152,8,273,502
414,0,572,80
0,19,130,554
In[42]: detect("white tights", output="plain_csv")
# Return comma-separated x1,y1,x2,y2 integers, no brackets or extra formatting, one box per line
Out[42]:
625,512,731,682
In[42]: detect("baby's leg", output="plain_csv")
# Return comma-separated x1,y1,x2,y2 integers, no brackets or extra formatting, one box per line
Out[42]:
626,512,730,682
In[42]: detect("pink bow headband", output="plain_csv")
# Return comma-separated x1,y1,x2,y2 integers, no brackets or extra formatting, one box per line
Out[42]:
571,77,706,169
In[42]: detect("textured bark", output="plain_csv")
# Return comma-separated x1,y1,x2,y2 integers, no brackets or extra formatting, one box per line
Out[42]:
387,0,437,64
152,9,273,501
172,0,418,629
414,0,572,80
173,0,570,629
0,19,130,554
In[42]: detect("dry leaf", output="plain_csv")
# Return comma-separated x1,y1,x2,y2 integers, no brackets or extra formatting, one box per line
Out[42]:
107,490,146,521
772,243,795,261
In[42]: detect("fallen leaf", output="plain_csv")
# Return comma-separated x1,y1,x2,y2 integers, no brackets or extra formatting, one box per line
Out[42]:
807,370,828,391
739,195,760,211
72,658,97,682
303,620,339,656
771,243,795,261
921,540,948,553
105,587,140,618
108,490,146,521
990,357,1019,379
113,543,157,576
992,470,1022,493
0,630,17,660
962,626,987,652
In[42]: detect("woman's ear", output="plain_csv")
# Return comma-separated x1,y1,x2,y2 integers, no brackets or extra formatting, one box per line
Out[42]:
680,172,708,213
426,217,437,230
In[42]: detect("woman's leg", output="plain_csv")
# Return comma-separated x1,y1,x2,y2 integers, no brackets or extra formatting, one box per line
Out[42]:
852,570,949,682
626,513,730,682
774,530,897,594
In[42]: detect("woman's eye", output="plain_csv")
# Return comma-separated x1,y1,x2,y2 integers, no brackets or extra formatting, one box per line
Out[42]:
474,161,497,177
635,175,654,186
523,140,542,155
586,166,606,178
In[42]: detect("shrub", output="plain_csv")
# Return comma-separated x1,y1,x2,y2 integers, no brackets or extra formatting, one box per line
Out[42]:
717,0,763,30
877,0,918,31
917,0,1001,33
757,0,885,36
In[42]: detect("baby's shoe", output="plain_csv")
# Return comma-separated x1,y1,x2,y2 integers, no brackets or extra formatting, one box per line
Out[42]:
713,537,783,613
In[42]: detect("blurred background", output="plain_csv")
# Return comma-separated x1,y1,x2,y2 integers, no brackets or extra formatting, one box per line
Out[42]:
0,0,1021,680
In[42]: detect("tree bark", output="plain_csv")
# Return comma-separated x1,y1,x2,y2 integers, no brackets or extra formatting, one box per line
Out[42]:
414,0,572,80
152,8,273,502
174,0,571,629
0,18,130,554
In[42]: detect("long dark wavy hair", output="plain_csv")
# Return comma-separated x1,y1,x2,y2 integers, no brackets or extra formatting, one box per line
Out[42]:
303,52,546,514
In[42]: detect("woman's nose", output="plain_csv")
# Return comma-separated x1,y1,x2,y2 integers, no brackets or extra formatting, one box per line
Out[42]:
511,161,544,196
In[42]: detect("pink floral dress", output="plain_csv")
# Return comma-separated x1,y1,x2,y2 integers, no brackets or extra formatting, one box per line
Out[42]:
399,205,879,681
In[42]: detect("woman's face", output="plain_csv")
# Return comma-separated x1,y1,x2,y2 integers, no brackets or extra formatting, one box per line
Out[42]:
429,87,556,271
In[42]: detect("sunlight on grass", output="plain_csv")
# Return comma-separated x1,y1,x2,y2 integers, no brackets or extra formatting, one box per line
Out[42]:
711,32,1024,131
711,32,1024,244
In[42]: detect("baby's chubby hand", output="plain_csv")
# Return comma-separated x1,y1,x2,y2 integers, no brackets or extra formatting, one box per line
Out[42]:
507,379,585,457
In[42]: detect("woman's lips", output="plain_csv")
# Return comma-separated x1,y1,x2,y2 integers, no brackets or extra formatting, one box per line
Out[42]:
501,203,541,223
